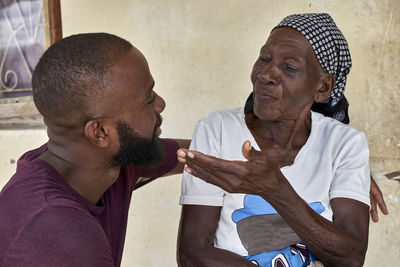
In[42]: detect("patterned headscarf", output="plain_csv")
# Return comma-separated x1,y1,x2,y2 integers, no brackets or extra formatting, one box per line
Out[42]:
245,13,352,124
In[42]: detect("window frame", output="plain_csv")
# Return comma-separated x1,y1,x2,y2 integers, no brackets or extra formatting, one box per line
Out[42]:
0,0,62,129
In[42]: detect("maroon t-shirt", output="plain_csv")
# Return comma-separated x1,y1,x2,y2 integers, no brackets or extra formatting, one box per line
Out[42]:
0,139,179,267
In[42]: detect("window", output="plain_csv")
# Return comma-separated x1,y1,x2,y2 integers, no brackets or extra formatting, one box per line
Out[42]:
0,0,61,128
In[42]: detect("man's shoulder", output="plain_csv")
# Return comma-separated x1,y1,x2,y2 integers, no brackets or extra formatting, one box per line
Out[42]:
14,144,47,171
3,144,55,196
22,205,101,232
1,205,112,266
1,157,84,216
0,163,96,259
0,197,94,248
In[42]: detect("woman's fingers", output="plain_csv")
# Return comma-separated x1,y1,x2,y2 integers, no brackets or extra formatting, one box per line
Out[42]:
185,163,238,193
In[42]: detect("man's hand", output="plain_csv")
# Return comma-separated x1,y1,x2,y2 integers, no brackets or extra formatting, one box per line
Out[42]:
369,176,388,222
177,140,289,199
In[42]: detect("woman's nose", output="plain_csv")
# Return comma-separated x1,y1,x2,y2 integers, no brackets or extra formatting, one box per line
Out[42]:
258,64,280,85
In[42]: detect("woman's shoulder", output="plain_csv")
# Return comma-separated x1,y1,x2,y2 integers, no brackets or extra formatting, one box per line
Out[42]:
193,108,245,139
199,107,244,125
311,111,366,144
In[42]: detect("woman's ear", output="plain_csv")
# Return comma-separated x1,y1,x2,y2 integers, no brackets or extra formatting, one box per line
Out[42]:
314,73,335,103
84,119,111,148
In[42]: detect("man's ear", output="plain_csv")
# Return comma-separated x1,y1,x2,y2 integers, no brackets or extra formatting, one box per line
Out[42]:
84,119,111,148
314,73,335,103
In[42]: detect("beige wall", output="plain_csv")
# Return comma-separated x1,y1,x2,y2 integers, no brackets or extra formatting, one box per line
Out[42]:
0,0,398,266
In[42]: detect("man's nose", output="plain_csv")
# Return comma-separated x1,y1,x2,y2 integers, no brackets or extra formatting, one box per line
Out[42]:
153,92,166,114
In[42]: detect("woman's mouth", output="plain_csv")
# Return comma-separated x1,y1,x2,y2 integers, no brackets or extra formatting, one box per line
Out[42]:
255,90,279,102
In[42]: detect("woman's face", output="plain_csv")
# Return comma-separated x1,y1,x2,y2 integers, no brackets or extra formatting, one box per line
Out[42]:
251,27,324,122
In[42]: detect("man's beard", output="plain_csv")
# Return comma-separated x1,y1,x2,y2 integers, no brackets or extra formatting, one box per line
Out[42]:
112,118,165,168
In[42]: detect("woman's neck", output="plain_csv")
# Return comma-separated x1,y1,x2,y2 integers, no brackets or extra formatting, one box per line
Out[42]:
245,110,312,150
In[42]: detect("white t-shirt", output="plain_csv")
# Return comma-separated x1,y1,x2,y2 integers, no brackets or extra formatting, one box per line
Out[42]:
180,108,370,265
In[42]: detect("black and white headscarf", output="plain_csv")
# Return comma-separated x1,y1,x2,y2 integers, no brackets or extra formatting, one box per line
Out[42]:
245,13,352,124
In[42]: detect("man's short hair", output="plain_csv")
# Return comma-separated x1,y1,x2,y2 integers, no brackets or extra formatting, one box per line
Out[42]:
32,33,133,125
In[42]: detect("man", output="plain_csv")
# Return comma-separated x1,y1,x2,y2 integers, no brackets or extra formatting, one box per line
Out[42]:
0,33,189,266
177,13,384,267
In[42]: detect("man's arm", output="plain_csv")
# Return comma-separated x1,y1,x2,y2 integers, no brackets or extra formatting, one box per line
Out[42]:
370,176,388,222
178,205,255,267
178,140,369,267
162,139,190,177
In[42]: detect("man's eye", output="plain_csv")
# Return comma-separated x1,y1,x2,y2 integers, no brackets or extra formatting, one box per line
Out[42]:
148,95,156,104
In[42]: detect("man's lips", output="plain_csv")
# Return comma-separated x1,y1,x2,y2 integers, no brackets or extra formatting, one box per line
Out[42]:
154,116,163,136
155,127,162,136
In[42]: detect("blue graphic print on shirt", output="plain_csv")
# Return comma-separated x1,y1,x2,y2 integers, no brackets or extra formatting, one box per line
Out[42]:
232,195,325,267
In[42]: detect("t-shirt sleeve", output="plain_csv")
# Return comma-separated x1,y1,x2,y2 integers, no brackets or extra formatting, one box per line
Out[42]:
179,120,225,206
133,138,179,190
3,207,114,267
329,132,371,207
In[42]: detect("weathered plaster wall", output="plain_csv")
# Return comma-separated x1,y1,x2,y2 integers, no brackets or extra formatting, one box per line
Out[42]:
0,130,48,190
0,0,398,266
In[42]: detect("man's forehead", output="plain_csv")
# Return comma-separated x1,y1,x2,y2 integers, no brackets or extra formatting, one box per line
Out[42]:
112,48,147,71
106,48,154,98
111,49,152,81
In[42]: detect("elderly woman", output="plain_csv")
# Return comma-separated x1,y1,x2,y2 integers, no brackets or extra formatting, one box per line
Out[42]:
177,14,372,267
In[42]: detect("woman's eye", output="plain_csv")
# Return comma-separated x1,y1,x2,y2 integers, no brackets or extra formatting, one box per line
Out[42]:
259,56,270,62
284,64,297,72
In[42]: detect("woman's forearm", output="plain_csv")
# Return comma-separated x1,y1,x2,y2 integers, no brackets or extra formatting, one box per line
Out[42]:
266,184,368,267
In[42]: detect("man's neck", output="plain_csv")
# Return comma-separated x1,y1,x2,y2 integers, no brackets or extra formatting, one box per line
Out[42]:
39,140,120,205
